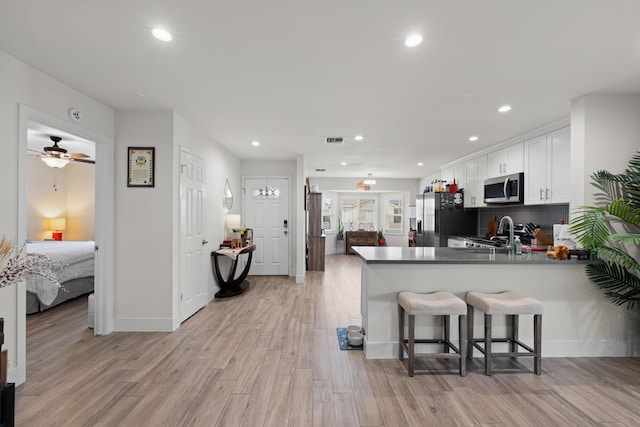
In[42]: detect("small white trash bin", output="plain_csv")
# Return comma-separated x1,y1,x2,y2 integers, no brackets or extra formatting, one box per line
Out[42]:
88,293,95,329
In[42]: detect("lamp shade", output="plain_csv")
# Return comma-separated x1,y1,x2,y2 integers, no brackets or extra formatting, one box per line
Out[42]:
226,214,241,230
42,157,69,168
49,217,66,231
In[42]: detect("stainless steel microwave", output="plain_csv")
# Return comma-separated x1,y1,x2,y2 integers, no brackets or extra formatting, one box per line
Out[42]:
484,172,524,204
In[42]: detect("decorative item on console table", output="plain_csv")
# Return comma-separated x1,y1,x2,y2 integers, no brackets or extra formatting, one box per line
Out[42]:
377,230,386,246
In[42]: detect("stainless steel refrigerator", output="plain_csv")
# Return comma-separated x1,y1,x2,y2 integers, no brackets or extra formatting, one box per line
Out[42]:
415,192,478,247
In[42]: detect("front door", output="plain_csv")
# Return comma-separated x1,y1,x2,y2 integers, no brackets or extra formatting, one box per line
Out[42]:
179,149,207,321
243,177,290,275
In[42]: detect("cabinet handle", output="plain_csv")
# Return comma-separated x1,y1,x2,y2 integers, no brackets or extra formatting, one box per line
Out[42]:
539,188,544,200
546,187,550,200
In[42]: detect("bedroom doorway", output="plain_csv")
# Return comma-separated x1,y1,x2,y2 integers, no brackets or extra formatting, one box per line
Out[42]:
17,105,115,384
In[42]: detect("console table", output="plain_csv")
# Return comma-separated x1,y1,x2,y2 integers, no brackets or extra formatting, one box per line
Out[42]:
211,244,256,298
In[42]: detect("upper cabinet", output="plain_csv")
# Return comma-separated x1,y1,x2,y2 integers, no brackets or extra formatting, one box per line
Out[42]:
440,161,464,188
463,154,487,207
487,142,524,178
524,127,570,205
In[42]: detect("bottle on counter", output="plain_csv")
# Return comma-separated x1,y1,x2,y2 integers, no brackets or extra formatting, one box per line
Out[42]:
514,236,522,255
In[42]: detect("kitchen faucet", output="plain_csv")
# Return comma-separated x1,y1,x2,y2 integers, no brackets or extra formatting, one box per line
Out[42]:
497,215,515,254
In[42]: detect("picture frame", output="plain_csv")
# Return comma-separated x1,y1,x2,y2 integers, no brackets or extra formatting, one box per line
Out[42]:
127,147,155,187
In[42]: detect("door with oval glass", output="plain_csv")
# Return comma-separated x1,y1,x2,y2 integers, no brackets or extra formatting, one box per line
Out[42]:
243,177,290,275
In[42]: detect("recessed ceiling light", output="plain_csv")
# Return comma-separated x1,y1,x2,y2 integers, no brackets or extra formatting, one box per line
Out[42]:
469,136,479,142
341,162,347,166
404,34,423,47
354,135,364,141
152,28,172,42
417,162,424,166
498,105,512,113
251,141,260,146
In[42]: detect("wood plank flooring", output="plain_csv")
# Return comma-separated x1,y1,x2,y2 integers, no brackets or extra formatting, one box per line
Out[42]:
17,254,640,426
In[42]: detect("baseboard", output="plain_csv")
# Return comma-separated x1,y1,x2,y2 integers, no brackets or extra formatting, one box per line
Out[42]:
113,317,176,332
296,273,305,283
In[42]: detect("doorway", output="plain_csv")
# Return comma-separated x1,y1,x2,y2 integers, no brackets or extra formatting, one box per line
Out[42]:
17,105,114,384
242,177,290,275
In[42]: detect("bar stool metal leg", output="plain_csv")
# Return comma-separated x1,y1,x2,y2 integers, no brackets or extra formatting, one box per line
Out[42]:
484,313,492,376
509,314,519,360
444,315,450,353
408,314,415,377
534,314,542,375
467,304,474,360
398,305,405,361
459,314,467,376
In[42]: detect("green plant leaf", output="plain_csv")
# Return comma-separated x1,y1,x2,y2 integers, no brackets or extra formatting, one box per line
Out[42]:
605,198,640,229
594,246,640,271
585,263,640,309
609,233,640,246
569,207,609,248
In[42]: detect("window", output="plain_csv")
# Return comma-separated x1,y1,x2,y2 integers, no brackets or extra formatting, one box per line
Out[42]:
341,197,377,231
383,194,403,235
322,197,334,232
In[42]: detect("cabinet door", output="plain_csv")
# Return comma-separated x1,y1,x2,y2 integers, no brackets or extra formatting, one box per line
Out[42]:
487,150,505,178
524,135,547,205
464,155,487,207
505,142,524,174
441,162,464,187
487,142,523,178
548,127,571,203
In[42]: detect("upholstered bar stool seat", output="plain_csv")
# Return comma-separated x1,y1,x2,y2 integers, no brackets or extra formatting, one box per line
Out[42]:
466,291,543,375
398,291,467,377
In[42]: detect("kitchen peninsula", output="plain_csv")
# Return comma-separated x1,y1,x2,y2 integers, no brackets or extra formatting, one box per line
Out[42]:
353,246,640,359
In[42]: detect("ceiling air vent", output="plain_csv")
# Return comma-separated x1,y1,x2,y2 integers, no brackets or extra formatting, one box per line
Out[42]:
324,137,344,144
315,168,326,172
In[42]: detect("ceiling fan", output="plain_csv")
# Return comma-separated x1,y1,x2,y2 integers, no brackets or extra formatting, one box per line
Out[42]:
28,136,95,168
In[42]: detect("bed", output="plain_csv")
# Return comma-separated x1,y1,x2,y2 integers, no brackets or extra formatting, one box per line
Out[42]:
26,240,95,314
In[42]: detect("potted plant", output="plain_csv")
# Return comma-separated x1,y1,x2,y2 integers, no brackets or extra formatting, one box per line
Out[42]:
377,230,386,246
569,151,640,308
337,221,344,240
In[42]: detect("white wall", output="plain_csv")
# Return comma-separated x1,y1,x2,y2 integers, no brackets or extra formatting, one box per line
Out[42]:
66,162,95,241
0,49,114,383
114,110,175,331
571,94,640,208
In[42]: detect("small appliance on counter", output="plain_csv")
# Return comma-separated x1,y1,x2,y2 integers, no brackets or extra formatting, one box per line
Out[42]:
553,224,577,249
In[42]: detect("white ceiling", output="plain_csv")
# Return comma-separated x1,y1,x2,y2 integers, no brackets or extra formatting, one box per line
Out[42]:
3,1,640,179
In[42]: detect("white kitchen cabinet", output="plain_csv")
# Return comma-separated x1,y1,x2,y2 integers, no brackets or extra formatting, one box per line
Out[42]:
524,127,570,205
440,161,464,188
463,154,487,207
487,142,523,178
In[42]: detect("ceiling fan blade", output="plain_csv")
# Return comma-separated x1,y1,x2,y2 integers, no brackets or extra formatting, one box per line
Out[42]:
69,152,90,159
70,158,95,164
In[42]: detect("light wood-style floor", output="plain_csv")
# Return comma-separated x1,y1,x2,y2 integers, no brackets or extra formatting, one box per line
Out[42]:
17,254,640,426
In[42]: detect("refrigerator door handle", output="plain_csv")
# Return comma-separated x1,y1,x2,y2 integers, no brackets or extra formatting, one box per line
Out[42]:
417,220,422,233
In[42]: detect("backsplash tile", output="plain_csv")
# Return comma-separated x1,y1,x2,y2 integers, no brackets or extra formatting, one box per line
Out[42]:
476,204,569,237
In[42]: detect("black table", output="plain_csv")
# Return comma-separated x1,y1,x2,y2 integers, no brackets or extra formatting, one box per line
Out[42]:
211,244,256,298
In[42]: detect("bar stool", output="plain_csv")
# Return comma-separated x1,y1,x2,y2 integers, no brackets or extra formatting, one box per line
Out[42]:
398,291,467,377
466,291,543,375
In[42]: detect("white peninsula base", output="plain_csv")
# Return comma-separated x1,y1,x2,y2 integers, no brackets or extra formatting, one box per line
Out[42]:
356,248,640,359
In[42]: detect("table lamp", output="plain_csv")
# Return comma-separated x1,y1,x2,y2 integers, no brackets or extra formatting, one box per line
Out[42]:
226,214,241,240
49,217,66,241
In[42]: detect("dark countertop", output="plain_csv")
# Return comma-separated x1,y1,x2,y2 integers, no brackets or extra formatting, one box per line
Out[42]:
352,246,591,265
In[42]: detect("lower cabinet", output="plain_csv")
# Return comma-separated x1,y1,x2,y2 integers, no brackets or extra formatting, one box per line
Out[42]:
346,231,377,254
308,236,325,271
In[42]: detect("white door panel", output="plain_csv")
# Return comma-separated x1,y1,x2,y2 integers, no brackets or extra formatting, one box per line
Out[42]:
180,149,207,321
243,177,289,275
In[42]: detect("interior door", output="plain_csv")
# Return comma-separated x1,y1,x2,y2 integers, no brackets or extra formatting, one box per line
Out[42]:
179,149,207,321
243,177,289,275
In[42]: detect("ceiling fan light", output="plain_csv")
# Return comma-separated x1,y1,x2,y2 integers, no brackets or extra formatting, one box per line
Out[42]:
42,156,69,168
356,180,370,191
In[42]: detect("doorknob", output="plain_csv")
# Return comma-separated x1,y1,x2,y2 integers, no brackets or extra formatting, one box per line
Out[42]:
202,239,208,245
284,230,288,236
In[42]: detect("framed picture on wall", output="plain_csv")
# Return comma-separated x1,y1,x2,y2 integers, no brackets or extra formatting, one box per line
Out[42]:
127,147,155,187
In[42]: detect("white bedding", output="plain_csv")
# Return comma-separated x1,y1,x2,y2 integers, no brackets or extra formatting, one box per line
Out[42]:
26,240,95,306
